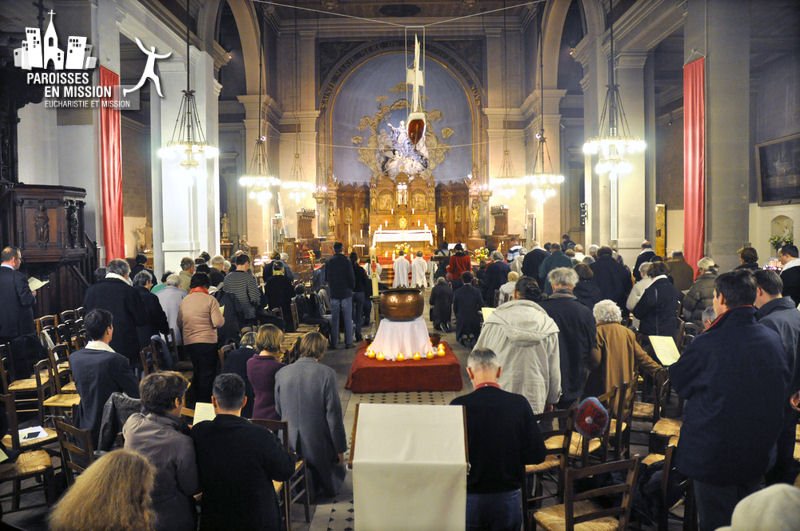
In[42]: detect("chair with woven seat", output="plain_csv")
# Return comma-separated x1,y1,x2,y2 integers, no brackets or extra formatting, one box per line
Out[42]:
34,315,57,335
609,381,636,460
47,343,75,393
650,416,682,454
0,384,59,454
569,387,617,467
38,358,81,421
251,418,311,530
524,406,575,528
633,368,669,434
54,419,95,485
0,350,47,425
532,456,640,531
0,393,56,511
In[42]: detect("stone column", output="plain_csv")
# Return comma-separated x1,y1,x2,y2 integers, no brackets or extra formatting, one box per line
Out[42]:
541,88,566,244
685,0,750,271
237,94,268,252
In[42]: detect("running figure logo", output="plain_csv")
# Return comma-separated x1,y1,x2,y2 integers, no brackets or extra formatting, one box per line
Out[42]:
123,38,171,97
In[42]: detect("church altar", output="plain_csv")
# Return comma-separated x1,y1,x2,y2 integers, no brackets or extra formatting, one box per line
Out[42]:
371,228,433,248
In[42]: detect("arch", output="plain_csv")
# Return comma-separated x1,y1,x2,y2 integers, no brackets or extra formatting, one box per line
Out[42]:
540,0,573,88
198,0,262,94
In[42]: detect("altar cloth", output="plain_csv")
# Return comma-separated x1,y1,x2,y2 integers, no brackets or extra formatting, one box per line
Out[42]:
372,228,433,247
367,316,433,361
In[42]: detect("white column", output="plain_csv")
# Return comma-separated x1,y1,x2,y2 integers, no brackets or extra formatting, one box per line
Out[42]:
541,89,566,244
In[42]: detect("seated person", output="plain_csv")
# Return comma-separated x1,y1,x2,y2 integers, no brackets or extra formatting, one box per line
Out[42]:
123,372,199,531
221,331,257,418
275,332,347,500
191,374,295,531
70,309,139,445
247,325,285,421
293,285,332,338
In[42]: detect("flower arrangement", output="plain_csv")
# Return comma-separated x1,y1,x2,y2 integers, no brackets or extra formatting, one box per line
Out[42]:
394,242,411,256
473,247,489,261
769,232,793,252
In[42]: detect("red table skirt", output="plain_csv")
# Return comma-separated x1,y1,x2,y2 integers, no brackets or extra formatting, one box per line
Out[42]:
345,341,463,393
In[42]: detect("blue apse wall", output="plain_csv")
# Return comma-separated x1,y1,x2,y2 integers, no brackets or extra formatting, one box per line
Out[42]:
332,52,473,183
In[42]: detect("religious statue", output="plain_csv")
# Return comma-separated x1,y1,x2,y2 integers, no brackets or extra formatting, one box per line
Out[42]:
133,225,147,253
412,192,426,211
360,207,369,224
426,195,435,212
345,207,353,226
438,206,447,222
370,193,377,210
470,200,480,232
221,213,230,241
379,193,393,212
328,206,337,234
454,205,462,223
34,205,49,245
67,204,79,247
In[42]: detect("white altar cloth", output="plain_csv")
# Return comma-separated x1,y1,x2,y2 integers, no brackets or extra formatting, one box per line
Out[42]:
368,316,434,361
371,228,433,248
353,404,467,531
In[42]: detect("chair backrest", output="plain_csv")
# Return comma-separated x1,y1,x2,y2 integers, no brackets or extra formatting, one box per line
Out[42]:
34,358,56,398
218,343,235,367
59,310,77,325
535,406,575,456
0,351,11,394
139,344,155,376
240,326,254,336
652,369,670,422
75,307,85,318
290,301,300,332
251,418,290,451
35,315,58,335
564,456,641,530
47,344,72,393
673,318,686,351
54,419,95,484
0,392,22,451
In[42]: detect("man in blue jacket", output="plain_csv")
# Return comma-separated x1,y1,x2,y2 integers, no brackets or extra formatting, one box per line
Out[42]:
670,270,789,531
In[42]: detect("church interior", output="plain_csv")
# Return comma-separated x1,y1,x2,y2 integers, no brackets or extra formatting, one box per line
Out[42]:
0,0,799,529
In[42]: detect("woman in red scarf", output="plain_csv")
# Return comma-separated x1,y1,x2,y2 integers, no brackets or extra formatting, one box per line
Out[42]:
178,273,224,404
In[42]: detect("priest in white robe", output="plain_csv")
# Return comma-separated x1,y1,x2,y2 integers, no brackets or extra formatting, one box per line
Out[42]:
411,251,428,288
392,251,411,288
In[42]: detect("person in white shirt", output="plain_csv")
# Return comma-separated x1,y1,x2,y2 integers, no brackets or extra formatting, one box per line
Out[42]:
627,262,654,329
392,251,411,288
411,251,428,288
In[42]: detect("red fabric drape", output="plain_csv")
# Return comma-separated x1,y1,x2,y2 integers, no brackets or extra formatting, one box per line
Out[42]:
99,67,125,264
683,58,705,274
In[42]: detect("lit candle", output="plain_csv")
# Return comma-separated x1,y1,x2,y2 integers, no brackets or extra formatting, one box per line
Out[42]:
417,219,421,227
443,227,446,239
360,229,363,239
384,220,388,227
412,208,415,214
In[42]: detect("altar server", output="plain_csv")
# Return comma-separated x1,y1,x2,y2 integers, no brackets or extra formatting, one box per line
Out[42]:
411,251,428,289
392,251,411,288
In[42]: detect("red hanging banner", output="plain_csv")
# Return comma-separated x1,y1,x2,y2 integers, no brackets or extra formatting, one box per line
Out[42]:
683,58,705,274
99,67,125,263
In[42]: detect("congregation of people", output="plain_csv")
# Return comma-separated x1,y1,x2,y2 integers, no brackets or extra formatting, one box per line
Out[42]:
1,235,800,530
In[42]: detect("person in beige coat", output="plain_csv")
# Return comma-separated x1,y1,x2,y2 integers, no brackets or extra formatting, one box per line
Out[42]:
178,272,224,404
584,299,661,397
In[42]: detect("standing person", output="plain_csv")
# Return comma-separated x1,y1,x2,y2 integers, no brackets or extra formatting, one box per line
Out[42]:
263,261,295,330
484,251,511,306
156,274,187,345
70,309,140,443
538,268,597,408
451,349,546,531
429,277,453,332
521,242,547,288
0,246,39,380
123,372,199,531
178,273,225,404
392,250,411,288
633,261,680,338
275,332,347,501
447,244,472,283
325,242,355,349
670,270,789,531
666,251,695,291
474,276,560,414
433,242,450,280
626,262,655,329
177,257,195,292
49,449,157,531
247,324,285,421
682,257,718,326
538,245,572,294
208,255,226,287
222,254,261,326
753,270,800,485
734,246,759,272
191,374,295,531
573,263,603,310
132,271,169,351
83,259,146,367
312,257,328,293
590,246,633,315
452,272,484,348
633,241,656,281
411,251,428,289
778,244,800,302
350,253,368,342
221,332,256,418
131,254,157,287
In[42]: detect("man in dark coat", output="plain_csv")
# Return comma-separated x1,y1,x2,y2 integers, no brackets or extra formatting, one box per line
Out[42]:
779,244,800,302
538,247,573,294
83,259,146,366
70,309,140,444
633,241,656,281
666,251,695,291
633,261,681,338
0,246,39,379
670,270,789,531
131,253,157,286
538,267,597,407
521,244,548,288
754,270,800,485
192,374,295,531
590,246,633,314
324,242,355,348
429,277,453,332
453,272,484,347
132,271,169,350
484,252,511,306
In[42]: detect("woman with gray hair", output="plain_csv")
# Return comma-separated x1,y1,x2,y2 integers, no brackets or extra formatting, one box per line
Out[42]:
683,256,718,327
156,273,187,346
584,299,662,396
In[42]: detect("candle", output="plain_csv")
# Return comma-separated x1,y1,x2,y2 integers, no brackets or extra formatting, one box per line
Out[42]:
417,219,421,227
360,229,363,239
384,220,388,227
412,208,415,214
443,227,446,239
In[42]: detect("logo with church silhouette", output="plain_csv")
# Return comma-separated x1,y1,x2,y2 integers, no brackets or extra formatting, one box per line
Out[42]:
13,10,96,71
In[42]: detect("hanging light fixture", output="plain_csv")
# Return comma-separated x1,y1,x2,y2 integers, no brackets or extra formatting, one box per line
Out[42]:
239,6,279,206
528,8,564,202
491,0,520,198
158,0,219,168
582,0,645,179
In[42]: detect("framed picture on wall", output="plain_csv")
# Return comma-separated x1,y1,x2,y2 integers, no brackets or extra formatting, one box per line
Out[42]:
756,132,800,205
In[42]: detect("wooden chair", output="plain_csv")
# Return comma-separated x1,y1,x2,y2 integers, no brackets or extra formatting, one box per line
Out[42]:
532,456,640,531
47,343,75,393
633,368,669,434
75,306,85,318
570,387,617,467
139,344,157,376
524,406,575,527
218,343,235,368
609,381,636,460
54,419,95,485
251,418,311,529
38,358,81,421
0,350,46,425
59,310,78,327
0,393,56,511
34,315,57,335
0,383,58,454
289,301,300,333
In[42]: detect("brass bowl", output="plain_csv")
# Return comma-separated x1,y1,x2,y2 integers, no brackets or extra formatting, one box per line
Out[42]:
379,288,424,321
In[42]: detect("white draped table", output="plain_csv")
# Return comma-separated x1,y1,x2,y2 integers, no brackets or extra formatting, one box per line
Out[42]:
367,316,434,361
371,228,434,248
